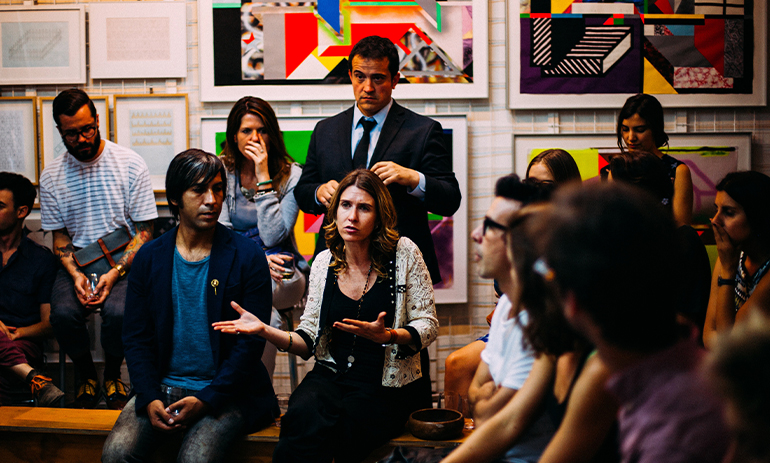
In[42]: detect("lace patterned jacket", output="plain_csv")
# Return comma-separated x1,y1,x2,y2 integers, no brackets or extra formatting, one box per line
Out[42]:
295,237,438,387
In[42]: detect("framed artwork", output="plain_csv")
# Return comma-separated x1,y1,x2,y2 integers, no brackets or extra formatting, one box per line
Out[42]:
89,2,187,79
198,0,488,102
201,114,469,303
513,132,752,225
508,1,767,109
0,97,38,184
39,96,110,173
114,94,189,193
0,5,86,85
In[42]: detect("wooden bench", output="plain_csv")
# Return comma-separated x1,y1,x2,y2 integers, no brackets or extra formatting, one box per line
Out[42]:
0,407,469,462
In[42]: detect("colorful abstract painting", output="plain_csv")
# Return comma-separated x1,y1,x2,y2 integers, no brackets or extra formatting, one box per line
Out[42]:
199,0,488,101
509,0,766,108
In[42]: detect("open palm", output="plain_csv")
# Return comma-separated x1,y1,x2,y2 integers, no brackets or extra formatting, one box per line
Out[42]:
212,301,265,335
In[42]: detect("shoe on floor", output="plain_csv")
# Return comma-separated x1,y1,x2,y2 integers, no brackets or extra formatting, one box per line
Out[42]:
30,374,65,407
104,379,129,410
72,378,101,409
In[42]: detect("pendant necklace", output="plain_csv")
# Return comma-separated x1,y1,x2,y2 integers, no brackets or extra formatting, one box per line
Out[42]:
345,261,374,370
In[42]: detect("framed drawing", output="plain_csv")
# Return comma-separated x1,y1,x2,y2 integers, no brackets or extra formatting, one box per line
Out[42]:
39,96,110,174
0,5,86,85
198,0,488,102
89,2,187,79
0,97,38,184
513,132,752,225
201,114,469,303
114,94,189,193
508,1,767,109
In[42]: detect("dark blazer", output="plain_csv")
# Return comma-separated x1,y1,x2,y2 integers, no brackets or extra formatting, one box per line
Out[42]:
294,100,462,283
123,223,277,430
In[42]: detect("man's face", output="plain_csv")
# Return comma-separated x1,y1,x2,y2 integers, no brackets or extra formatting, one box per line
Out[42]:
58,105,101,162
348,56,399,117
471,197,522,280
0,189,25,235
175,172,225,233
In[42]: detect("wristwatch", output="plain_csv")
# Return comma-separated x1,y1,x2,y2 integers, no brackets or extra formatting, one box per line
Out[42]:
113,264,127,279
717,276,735,287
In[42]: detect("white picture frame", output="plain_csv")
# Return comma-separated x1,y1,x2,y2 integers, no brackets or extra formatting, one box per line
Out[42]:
513,132,752,224
197,0,488,102
0,5,86,85
88,2,187,79
201,114,468,303
507,2,767,109
39,96,110,174
0,97,38,184
114,94,189,193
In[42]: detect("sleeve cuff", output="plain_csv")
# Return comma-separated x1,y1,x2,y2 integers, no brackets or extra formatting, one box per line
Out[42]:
407,172,426,200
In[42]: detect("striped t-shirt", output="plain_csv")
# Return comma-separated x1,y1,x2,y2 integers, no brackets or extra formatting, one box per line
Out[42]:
39,140,158,248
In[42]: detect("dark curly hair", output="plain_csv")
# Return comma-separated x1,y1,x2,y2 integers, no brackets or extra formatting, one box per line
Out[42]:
324,169,399,278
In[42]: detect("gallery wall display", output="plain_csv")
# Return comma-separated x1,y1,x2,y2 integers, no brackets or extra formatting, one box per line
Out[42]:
198,0,488,102
39,96,110,174
508,1,767,108
0,97,38,184
513,132,752,225
89,2,187,79
0,5,86,85
114,94,189,193
201,114,469,303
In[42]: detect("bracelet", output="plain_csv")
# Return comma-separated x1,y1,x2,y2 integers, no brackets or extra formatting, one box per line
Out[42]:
256,179,273,186
278,331,293,352
717,276,735,286
383,328,397,345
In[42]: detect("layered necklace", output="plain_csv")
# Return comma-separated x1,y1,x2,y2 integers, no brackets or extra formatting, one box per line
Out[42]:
342,261,374,370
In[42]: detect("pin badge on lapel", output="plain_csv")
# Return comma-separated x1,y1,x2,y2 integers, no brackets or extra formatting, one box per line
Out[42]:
211,279,219,295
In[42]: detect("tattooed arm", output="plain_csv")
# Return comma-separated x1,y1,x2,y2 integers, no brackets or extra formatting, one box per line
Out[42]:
53,229,91,306
88,220,155,306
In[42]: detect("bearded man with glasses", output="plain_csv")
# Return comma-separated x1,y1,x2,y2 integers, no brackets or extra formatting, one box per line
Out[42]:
39,89,158,409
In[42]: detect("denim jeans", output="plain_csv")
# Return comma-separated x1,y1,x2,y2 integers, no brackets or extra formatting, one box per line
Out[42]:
102,396,248,463
49,268,127,359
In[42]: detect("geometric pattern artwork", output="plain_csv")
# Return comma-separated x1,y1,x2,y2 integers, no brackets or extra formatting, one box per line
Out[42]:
217,1,474,87
518,0,756,97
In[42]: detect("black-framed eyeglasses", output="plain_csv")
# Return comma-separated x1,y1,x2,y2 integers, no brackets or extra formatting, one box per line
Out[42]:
482,216,508,235
61,124,97,142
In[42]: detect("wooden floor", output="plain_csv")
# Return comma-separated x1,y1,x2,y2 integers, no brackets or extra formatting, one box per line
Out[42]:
0,407,468,462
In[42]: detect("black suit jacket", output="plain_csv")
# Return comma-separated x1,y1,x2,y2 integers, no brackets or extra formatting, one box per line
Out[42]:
294,101,461,283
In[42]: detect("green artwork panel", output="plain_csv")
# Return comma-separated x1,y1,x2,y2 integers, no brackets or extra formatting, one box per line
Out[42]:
283,130,313,165
215,132,226,155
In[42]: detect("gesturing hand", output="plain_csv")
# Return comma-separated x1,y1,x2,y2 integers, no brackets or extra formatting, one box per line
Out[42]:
212,301,266,336
333,311,390,344
317,180,339,208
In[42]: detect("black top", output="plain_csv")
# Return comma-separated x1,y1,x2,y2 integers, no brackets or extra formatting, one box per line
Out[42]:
0,235,57,328
325,276,394,385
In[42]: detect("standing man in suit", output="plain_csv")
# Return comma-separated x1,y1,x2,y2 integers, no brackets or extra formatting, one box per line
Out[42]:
102,150,277,462
294,35,461,284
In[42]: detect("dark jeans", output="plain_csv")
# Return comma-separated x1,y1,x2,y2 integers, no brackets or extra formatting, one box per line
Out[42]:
0,331,43,405
273,366,415,463
49,269,127,359
102,396,248,463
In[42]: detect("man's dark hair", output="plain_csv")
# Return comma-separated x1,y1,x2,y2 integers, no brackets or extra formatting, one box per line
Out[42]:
0,172,36,211
349,36,400,78
609,151,673,208
495,173,552,209
52,88,97,126
165,149,227,220
535,182,679,352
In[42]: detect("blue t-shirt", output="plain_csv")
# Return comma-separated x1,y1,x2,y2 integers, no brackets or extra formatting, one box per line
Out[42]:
161,248,216,391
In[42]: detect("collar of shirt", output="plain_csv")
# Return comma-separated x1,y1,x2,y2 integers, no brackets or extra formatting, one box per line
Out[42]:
351,99,393,165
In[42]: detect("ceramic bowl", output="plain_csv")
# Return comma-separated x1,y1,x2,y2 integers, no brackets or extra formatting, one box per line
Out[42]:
407,408,464,441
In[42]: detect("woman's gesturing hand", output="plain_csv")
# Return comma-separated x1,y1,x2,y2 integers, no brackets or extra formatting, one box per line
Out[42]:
333,311,390,344
212,301,266,336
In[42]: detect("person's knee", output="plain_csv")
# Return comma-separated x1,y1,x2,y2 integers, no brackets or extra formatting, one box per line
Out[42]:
445,346,481,377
